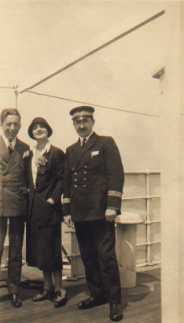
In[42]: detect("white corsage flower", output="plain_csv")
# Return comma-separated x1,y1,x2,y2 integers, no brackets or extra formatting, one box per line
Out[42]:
23,150,30,159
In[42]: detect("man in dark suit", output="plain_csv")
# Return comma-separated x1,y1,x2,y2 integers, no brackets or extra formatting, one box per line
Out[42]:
63,106,124,321
0,108,29,307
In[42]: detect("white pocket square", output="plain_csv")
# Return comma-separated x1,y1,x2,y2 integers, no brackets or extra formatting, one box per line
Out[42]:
91,150,100,157
23,150,30,158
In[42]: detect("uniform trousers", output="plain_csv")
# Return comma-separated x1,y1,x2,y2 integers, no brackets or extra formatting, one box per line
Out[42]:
75,219,121,304
0,216,25,294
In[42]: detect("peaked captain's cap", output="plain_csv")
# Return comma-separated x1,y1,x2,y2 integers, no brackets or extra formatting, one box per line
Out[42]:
70,106,95,120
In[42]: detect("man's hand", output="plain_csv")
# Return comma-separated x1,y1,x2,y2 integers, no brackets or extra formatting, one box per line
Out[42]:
105,208,117,222
47,197,55,205
64,215,73,227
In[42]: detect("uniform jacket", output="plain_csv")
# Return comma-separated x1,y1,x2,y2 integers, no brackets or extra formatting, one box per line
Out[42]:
0,135,29,217
63,132,124,222
28,145,65,228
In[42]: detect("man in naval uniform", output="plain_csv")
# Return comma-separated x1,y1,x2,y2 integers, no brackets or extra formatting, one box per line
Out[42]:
0,108,29,307
63,106,124,321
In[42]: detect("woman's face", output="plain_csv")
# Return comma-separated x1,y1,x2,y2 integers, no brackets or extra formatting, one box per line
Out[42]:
32,123,48,141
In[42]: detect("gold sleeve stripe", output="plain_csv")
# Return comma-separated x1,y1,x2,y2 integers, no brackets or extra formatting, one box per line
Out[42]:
63,198,71,204
107,190,122,198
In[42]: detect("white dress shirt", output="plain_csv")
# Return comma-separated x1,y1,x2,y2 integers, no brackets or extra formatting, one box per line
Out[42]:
79,132,93,146
31,141,51,186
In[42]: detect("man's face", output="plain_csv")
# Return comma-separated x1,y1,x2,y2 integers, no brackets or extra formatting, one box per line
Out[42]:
73,116,94,138
1,114,21,141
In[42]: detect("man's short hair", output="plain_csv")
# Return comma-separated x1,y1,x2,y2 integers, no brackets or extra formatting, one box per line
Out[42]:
0,108,21,124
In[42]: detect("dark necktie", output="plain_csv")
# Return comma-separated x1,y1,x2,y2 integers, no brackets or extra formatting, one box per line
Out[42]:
8,142,14,154
81,137,87,148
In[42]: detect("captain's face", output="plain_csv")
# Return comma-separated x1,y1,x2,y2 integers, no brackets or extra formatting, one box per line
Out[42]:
1,114,21,141
73,116,94,138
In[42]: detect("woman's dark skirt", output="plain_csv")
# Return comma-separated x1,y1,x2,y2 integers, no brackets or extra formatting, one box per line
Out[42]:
26,199,62,272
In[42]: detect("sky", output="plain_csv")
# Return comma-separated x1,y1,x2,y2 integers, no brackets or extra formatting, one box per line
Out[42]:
0,1,170,170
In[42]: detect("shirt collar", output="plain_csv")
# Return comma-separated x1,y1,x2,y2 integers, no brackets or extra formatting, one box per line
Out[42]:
79,132,93,145
31,141,51,155
1,132,17,149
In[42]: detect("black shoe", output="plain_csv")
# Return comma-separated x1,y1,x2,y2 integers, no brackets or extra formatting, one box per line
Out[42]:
32,289,54,302
54,289,68,308
77,296,107,310
10,294,22,308
110,303,123,321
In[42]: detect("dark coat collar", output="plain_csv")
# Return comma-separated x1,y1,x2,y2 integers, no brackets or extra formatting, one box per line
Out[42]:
72,133,98,170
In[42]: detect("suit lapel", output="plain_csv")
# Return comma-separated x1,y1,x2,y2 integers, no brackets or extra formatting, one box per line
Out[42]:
71,140,83,170
83,132,98,152
28,151,35,188
72,133,98,170
14,138,22,153
8,138,25,164
35,145,53,187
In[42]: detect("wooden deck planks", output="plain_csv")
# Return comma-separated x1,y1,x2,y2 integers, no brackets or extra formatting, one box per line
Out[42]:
0,268,161,323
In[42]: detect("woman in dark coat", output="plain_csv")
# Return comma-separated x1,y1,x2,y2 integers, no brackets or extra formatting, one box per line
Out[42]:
26,117,67,307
